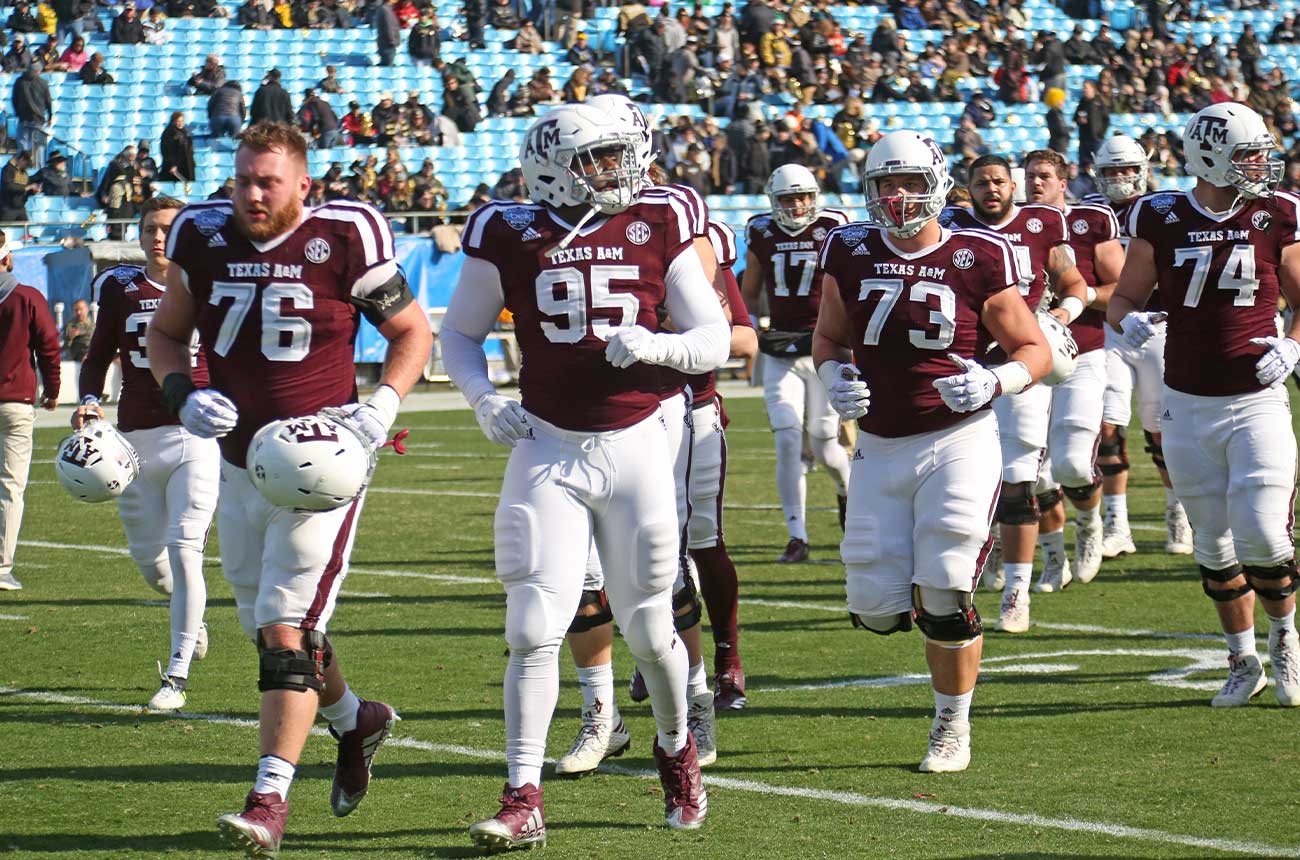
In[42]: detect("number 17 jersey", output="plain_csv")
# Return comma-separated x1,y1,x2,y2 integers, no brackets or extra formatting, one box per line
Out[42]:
745,209,850,332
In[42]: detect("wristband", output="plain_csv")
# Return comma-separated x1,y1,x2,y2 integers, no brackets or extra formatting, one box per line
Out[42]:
993,360,1032,397
1085,286,1098,305
366,383,401,428
817,360,847,393
79,394,100,407
1058,296,1085,323
161,372,197,416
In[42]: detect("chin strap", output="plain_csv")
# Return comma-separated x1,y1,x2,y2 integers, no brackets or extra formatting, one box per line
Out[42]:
547,206,600,257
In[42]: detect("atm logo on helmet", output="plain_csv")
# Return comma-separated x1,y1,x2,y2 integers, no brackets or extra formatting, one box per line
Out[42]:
60,438,98,468
524,118,562,160
282,418,339,444
1187,114,1230,146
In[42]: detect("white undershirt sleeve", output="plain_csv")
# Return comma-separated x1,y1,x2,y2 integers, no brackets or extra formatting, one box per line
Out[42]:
656,247,731,374
441,256,507,407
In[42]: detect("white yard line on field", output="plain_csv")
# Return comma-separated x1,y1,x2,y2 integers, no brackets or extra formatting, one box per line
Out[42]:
0,613,30,620
0,685,1292,858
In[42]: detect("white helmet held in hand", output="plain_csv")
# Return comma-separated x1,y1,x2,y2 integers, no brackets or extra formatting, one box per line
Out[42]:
1036,311,1080,386
1092,135,1150,202
862,130,954,239
247,414,376,511
55,420,140,503
765,164,822,231
1183,102,1281,199
520,103,649,215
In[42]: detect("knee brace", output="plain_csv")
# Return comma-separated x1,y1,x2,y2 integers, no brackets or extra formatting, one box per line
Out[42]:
672,575,702,631
257,628,328,693
1097,427,1129,476
568,588,613,634
1244,561,1299,602
1062,481,1100,503
1200,564,1252,602
850,611,913,635
911,585,982,644
1035,487,1063,511
996,484,1039,526
1143,430,1166,471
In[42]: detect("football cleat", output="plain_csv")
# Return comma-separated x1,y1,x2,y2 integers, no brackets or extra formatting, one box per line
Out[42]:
1165,502,1193,555
654,734,707,830
147,662,188,712
194,622,209,661
1101,506,1136,558
837,495,847,531
687,691,718,767
554,713,631,777
216,791,288,859
1074,515,1103,584
330,699,398,817
777,538,809,564
713,667,747,711
628,667,648,703
981,532,1005,592
1033,548,1072,593
469,783,546,854
1269,628,1300,707
919,716,971,773
0,572,22,590
994,589,1030,634
1211,652,1267,707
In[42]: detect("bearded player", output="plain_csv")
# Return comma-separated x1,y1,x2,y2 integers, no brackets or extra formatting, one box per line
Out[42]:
146,122,433,857
74,196,220,712
815,130,1050,771
441,103,728,850
1109,103,1300,709
742,164,852,563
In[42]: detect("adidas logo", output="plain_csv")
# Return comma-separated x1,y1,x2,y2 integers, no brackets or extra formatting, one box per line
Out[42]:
852,243,870,256
1162,408,1171,420
123,282,138,292
520,227,543,242
1164,212,1180,224
852,448,864,460
208,233,227,247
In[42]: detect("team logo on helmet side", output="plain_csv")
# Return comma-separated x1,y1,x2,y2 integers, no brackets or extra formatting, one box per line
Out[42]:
1187,114,1230,146
280,416,340,444
523,117,561,161
304,237,331,264
60,437,98,468
626,221,651,245
1072,219,1089,235
1253,211,1271,230
193,207,228,237
813,227,827,241
1027,217,1043,234
1149,193,1176,214
952,248,975,269
503,207,535,230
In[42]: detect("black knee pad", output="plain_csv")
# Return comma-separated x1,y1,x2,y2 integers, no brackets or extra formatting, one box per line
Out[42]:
997,485,1039,525
672,577,702,631
1035,487,1063,511
1244,561,1299,601
1200,564,1252,602
910,586,983,641
850,611,913,635
1062,482,1100,503
1097,428,1129,476
257,628,327,693
1144,430,1166,471
568,588,613,634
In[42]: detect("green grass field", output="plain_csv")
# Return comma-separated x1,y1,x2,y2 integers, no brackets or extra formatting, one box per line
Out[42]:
3,393,1298,860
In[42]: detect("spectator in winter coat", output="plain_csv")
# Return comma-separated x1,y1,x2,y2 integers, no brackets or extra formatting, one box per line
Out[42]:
2,39,34,73
78,53,113,85
159,111,195,182
376,0,401,66
250,69,293,125
207,80,246,137
109,3,145,43
409,9,440,65
188,55,226,95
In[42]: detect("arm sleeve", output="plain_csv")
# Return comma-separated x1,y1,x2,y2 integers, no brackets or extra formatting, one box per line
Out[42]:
29,292,60,399
656,248,730,373
441,256,507,407
79,275,118,399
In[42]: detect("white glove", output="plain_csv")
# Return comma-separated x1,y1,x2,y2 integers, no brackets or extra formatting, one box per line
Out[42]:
179,389,239,438
826,363,871,419
933,354,999,413
475,393,530,448
605,325,666,369
321,385,400,450
1119,311,1167,350
1250,335,1300,387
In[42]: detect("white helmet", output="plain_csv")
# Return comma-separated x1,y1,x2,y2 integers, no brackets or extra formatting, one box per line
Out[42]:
1036,311,1080,386
247,414,376,511
1183,102,1281,199
765,164,821,231
1092,135,1150,202
585,93,654,170
862,130,954,239
520,103,649,215
55,420,140,503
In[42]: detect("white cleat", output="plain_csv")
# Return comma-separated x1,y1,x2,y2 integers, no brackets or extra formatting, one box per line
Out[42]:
1101,507,1136,558
918,717,971,773
981,532,1005,592
1033,549,1072,593
554,713,630,777
1211,652,1267,707
1165,503,1193,555
147,662,188,712
687,691,718,767
994,589,1030,634
194,622,209,661
1074,516,1103,584
1268,629,1300,707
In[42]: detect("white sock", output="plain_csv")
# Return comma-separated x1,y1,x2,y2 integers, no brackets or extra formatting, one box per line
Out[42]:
686,659,710,699
934,689,973,724
774,427,808,542
1268,610,1297,639
809,435,850,496
166,544,207,680
576,662,615,726
1004,562,1033,596
505,643,560,788
1077,505,1102,529
253,754,296,800
1165,488,1179,508
1039,528,1066,564
1104,494,1128,528
1225,628,1257,656
320,685,361,735
166,633,198,680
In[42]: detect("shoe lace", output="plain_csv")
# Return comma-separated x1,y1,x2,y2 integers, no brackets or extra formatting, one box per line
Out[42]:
1222,655,1256,694
660,755,695,807
1273,638,1300,685
569,719,603,754
498,788,536,819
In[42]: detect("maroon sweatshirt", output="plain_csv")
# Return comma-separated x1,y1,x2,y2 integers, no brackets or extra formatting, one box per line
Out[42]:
0,278,60,404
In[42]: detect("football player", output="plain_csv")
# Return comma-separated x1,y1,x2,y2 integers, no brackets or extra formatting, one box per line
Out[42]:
940,155,1090,633
441,103,728,849
741,165,852,563
815,130,1050,772
1024,149,1125,589
1109,102,1300,708
146,123,433,857
73,196,220,712
1085,135,1193,558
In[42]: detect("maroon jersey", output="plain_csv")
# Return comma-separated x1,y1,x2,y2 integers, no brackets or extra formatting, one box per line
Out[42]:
940,204,1066,312
1063,203,1120,353
684,220,750,405
654,194,715,402
80,265,209,432
746,208,850,332
462,195,696,431
1127,189,1300,396
1086,193,1163,312
167,199,398,466
819,224,1021,437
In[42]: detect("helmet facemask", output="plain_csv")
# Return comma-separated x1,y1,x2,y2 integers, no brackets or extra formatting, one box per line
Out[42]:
1096,162,1148,202
567,135,646,215
863,167,953,239
1225,141,1283,199
772,189,820,231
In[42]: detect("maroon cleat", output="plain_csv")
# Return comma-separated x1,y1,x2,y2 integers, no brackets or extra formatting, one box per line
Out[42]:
216,791,288,859
628,667,649,703
654,734,708,830
713,666,747,711
330,699,398,817
469,782,546,853
777,538,809,563
837,495,848,531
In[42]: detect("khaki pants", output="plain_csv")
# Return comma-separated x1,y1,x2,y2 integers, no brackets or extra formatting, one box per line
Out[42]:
0,402,35,577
